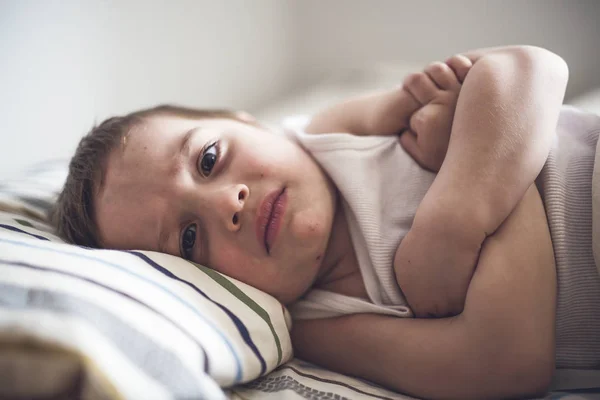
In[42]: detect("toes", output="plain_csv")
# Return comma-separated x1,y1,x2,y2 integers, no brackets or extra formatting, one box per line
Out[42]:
445,54,473,83
403,72,438,105
424,62,461,91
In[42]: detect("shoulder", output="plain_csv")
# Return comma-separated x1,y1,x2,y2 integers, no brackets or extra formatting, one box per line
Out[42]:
281,115,312,136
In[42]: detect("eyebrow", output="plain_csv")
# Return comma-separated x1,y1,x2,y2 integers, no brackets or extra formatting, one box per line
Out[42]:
180,128,195,158
157,127,195,256
159,126,212,260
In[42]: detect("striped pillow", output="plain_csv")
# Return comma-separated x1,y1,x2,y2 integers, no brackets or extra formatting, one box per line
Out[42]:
0,163,293,399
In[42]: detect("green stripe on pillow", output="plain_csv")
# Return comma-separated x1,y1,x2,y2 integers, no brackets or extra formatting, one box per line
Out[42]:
14,219,34,228
192,262,284,365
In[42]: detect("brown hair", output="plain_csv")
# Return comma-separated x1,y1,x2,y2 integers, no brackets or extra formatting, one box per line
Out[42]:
51,104,251,247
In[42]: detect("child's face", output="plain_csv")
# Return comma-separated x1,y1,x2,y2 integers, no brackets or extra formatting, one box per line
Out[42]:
95,115,337,304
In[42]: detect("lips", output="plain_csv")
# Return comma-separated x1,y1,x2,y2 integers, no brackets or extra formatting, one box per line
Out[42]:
255,187,287,255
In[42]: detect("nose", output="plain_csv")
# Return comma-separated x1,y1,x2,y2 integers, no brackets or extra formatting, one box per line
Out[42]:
220,184,249,232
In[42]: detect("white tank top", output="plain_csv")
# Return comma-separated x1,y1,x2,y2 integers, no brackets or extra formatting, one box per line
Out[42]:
282,107,600,370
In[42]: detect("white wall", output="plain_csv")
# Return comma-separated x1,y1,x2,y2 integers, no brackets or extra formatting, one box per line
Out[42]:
0,0,294,178
292,0,600,99
1,0,599,178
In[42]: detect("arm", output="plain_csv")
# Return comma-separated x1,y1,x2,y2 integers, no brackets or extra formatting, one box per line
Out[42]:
304,57,470,137
293,185,557,400
305,50,479,137
424,45,568,239
395,46,568,317
305,87,419,136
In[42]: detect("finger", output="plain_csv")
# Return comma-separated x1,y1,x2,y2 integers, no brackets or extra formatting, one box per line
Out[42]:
385,86,422,132
409,106,428,133
445,54,473,83
399,130,423,163
402,72,439,105
424,61,461,91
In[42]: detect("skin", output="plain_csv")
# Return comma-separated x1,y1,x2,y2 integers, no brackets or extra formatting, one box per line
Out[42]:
95,116,355,305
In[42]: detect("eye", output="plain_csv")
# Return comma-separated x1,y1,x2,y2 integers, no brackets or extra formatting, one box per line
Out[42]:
198,141,219,177
180,224,196,260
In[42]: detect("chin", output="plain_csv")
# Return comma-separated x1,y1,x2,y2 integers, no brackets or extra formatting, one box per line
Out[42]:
270,272,316,305
277,289,307,306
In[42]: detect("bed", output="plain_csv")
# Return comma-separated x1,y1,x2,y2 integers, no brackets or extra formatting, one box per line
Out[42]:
1,65,600,399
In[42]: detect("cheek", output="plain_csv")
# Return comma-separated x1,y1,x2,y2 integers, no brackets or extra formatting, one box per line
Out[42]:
290,208,329,244
242,149,280,178
242,136,297,176
209,242,263,281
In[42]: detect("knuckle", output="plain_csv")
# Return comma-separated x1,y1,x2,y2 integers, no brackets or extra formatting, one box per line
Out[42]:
409,110,425,132
426,61,448,75
403,72,419,87
404,72,427,89
446,53,469,66
447,54,473,75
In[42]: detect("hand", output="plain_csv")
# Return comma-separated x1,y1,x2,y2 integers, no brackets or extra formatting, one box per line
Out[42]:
399,55,473,172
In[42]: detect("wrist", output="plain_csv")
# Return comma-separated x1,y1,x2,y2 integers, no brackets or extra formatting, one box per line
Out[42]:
366,87,416,135
363,90,392,135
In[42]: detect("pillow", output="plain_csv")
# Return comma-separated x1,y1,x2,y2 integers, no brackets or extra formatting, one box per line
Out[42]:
0,159,68,222
0,162,293,399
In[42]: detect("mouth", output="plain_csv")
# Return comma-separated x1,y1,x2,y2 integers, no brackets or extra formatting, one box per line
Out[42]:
255,187,287,255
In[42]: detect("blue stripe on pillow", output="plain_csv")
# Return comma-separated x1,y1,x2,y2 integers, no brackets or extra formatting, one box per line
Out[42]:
0,224,50,241
0,224,271,381
130,251,267,378
0,237,243,381
0,258,211,373
0,280,209,398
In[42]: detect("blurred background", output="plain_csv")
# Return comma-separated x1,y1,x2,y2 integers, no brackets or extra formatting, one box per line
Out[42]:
1,0,599,178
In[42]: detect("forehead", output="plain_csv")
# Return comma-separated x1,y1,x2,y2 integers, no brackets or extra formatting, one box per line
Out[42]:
94,115,199,249
103,114,248,184
122,116,197,161
102,115,197,198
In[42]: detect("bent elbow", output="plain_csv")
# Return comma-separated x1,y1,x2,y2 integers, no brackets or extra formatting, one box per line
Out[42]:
517,45,570,89
546,51,569,87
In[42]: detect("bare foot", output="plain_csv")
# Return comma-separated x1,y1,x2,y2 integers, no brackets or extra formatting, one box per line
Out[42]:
399,55,473,171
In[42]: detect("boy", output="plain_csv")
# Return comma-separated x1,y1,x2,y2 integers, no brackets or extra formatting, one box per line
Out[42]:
52,45,600,399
